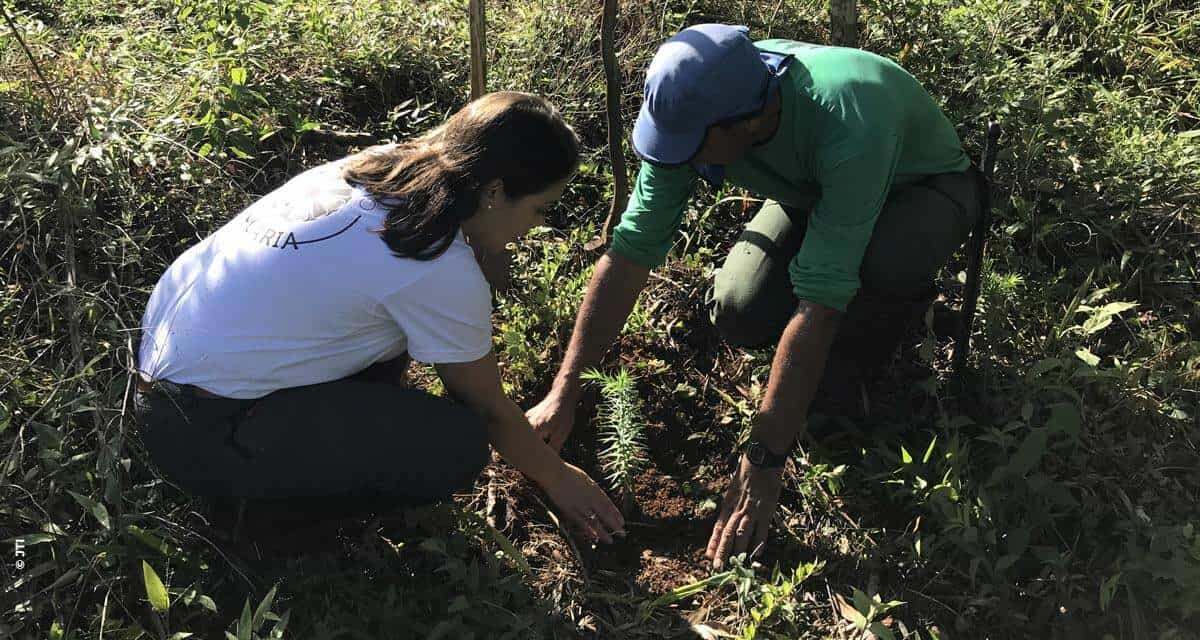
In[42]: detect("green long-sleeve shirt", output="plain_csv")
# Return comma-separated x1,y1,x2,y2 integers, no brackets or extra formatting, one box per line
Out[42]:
611,40,970,312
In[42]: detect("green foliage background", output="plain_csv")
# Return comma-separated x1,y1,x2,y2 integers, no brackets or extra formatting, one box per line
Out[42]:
1,0,1197,637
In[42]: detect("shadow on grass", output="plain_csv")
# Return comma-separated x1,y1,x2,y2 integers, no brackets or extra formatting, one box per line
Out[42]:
183,504,593,639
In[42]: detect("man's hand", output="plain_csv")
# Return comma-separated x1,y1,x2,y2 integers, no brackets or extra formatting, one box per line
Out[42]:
702,301,839,569
531,252,650,451
526,391,577,452
705,454,785,569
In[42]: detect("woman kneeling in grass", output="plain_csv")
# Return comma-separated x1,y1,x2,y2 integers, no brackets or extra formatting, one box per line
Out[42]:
134,92,624,546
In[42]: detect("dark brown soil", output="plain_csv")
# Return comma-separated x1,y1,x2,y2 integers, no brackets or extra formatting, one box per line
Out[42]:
487,265,761,599
632,466,689,521
636,547,710,591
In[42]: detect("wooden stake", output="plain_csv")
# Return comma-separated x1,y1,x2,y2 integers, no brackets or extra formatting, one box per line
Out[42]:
468,0,487,99
585,0,629,252
954,120,1002,376
831,0,857,48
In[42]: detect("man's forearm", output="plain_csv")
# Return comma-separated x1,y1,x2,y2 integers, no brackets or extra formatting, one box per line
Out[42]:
552,251,650,397
752,300,841,453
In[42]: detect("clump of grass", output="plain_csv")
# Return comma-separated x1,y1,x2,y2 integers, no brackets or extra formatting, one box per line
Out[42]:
581,367,648,500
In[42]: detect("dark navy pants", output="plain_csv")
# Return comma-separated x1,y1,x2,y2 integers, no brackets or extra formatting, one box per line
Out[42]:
133,356,489,510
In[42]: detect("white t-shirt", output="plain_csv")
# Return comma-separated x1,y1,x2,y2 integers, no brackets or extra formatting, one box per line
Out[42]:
138,157,493,399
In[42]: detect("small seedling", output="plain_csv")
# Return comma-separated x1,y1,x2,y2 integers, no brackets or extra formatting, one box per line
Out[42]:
581,367,648,504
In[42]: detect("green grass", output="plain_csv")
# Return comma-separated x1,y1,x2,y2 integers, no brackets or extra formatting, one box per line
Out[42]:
2,0,1198,637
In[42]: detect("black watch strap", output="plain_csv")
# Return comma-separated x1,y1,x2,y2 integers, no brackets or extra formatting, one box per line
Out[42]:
744,438,792,468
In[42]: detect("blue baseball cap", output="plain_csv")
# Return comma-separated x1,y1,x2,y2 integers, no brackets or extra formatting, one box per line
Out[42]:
632,24,773,166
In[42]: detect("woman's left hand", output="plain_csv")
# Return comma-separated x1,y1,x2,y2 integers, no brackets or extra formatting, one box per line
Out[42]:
541,462,626,544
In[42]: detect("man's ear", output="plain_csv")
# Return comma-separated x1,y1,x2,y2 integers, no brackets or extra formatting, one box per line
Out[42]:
718,117,757,136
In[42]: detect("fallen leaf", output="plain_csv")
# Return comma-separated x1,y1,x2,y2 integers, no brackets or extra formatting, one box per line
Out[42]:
690,622,737,639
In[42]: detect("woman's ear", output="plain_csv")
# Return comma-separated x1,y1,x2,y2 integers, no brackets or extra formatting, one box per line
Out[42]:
482,178,505,210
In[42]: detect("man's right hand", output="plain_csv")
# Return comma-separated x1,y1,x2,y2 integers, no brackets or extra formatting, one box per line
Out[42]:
529,251,650,452
527,391,577,452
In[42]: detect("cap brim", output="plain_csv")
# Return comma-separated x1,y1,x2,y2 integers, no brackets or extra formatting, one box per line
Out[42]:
631,101,707,166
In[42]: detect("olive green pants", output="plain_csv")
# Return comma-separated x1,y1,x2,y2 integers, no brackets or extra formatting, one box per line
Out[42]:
708,167,983,373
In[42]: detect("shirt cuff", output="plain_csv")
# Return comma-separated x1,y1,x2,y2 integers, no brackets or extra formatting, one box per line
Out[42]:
407,345,492,365
609,230,668,269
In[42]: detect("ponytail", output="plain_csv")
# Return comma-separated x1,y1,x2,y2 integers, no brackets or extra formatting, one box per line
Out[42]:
343,92,580,260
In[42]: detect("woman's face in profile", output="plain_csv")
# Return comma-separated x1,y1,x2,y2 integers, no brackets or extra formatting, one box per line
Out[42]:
465,176,571,252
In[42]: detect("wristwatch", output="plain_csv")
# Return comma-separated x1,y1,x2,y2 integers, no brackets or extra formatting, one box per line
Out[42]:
743,438,793,469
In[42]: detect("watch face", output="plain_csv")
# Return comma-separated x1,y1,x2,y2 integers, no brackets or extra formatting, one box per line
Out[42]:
747,441,765,465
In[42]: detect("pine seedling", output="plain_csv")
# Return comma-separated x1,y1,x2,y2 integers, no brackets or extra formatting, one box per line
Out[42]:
581,367,648,500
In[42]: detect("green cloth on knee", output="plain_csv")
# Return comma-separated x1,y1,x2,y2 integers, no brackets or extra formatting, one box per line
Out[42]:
710,200,805,347
709,167,981,349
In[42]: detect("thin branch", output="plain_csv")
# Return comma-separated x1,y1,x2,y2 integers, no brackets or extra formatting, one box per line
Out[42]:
585,0,629,252
0,1,58,103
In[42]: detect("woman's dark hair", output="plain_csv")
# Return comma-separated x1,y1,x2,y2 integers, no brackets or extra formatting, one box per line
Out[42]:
343,92,580,260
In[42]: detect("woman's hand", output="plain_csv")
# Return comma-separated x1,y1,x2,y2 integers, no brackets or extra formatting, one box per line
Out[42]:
541,462,625,544
526,391,577,452
436,354,622,544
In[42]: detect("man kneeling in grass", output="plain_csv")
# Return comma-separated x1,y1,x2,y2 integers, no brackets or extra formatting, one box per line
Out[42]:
528,24,984,569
